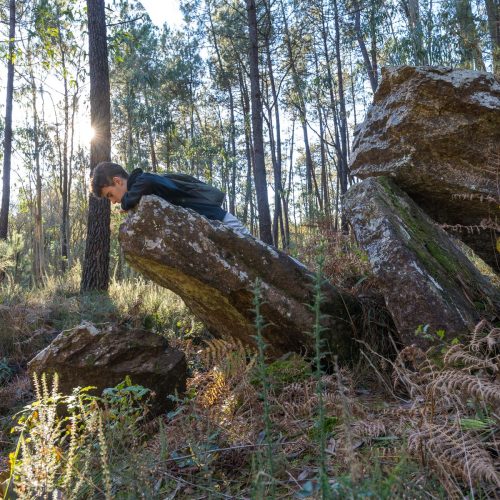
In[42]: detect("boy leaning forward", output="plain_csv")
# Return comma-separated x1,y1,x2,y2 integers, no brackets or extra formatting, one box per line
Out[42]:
91,162,250,236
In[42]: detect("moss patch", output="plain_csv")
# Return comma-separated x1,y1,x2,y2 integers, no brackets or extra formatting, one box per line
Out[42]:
376,176,499,311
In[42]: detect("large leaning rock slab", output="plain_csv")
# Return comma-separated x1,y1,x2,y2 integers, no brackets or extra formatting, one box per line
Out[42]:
344,177,500,347
119,196,361,359
349,66,500,271
28,322,187,414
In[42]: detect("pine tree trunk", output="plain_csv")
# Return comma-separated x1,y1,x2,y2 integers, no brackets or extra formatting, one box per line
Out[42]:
317,0,344,224
0,0,16,240
144,93,158,172
485,0,500,76
126,92,134,166
81,0,111,292
228,87,237,215
283,118,295,248
263,0,285,246
353,0,378,93
333,0,350,231
402,0,426,64
280,0,321,217
58,18,70,272
313,48,331,220
455,0,486,70
370,0,378,85
29,47,45,286
239,67,254,227
246,0,273,244
207,2,237,214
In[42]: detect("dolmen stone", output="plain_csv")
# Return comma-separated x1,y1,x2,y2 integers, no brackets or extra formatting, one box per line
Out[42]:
349,66,500,271
344,177,500,347
28,321,187,414
119,196,362,359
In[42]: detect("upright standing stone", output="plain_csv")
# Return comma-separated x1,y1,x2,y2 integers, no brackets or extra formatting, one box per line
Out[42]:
349,66,500,271
344,177,500,347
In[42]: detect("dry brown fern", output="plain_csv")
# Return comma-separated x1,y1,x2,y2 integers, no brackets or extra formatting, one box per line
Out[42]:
272,380,318,422
190,368,228,408
392,345,437,397
201,338,256,380
350,419,387,440
390,323,500,494
444,343,499,372
470,319,500,353
201,338,252,367
429,370,500,407
271,373,360,423
408,422,500,489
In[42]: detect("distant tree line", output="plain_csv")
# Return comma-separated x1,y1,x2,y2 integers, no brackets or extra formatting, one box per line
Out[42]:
0,0,497,289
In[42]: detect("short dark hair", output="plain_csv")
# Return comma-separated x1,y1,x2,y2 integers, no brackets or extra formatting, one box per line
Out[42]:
91,162,129,197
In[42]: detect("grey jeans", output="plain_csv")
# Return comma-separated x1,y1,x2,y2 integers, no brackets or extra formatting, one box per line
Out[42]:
222,212,251,236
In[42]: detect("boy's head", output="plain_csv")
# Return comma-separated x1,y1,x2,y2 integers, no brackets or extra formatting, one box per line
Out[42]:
91,162,129,204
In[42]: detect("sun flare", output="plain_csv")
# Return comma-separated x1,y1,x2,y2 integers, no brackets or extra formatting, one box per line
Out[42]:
78,124,96,145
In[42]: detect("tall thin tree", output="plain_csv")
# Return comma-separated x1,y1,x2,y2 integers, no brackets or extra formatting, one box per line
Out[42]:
81,0,111,291
485,0,500,76
246,0,273,244
0,0,16,240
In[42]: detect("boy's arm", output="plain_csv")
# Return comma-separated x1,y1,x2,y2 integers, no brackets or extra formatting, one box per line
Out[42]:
121,175,153,210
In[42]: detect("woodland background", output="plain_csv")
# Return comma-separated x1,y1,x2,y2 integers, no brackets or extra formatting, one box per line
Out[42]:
0,1,499,498
0,0,497,287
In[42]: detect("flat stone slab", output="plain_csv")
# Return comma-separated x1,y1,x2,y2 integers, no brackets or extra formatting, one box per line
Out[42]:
344,177,500,347
28,322,187,414
349,66,500,271
119,196,362,359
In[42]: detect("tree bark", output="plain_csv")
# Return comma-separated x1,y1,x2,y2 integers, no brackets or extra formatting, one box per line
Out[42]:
313,47,331,219
455,0,486,71
280,0,321,217
0,0,16,240
262,0,285,246
317,0,345,226
353,0,378,93
207,2,238,214
332,0,350,230
246,0,273,244
485,0,500,77
81,0,112,291
400,0,426,64
370,0,378,86
239,66,254,228
28,46,45,286
144,93,158,172
56,10,70,271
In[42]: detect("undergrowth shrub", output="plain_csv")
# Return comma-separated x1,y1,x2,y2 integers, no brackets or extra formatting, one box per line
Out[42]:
292,223,372,291
137,270,437,498
3,256,495,498
3,373,152,499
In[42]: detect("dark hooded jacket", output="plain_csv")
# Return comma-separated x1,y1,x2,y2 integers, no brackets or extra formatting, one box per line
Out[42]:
121,169,227,221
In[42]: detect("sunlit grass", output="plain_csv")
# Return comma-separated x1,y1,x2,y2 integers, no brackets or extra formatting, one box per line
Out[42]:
0,264,201,363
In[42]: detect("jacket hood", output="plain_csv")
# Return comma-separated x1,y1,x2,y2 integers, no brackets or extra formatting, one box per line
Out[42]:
127,168,144,190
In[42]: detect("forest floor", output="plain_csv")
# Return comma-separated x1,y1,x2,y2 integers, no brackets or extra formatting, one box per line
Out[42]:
0,237,498,499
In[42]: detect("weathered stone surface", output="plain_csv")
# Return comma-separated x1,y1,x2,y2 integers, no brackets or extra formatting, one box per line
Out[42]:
349,66,500,270
344,177,500,347
28,322,187,414
119,196,362,359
